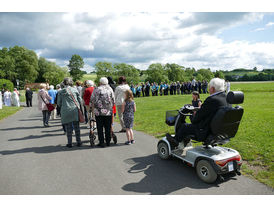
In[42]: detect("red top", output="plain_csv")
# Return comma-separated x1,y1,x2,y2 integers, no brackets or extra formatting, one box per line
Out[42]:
113,104,116,115
83,87,94,106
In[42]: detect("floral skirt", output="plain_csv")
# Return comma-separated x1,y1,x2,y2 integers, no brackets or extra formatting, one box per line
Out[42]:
123,116,134,129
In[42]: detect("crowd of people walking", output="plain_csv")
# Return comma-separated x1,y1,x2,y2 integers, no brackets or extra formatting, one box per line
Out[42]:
37,76,136,148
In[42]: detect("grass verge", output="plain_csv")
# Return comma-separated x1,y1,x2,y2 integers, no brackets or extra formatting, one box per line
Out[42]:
0,105,22,121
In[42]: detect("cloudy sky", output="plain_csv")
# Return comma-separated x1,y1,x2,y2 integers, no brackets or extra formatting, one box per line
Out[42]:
0,12,274,72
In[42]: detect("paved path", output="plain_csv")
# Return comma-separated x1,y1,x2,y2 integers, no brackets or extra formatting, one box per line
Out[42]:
0,94,273,195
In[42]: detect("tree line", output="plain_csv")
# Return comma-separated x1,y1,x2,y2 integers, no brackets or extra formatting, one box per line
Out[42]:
94,62,225,85
0,46,70,88
1,46,273,90
0,46,88,89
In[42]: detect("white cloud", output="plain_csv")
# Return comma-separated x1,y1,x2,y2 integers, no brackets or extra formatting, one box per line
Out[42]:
0,12,274,71
253,27,265,32
266,22,274,27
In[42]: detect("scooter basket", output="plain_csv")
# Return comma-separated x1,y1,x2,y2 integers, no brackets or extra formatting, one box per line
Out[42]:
166,110,178,126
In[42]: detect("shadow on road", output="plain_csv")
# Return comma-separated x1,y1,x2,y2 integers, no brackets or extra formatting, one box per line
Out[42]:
122,154,219,195
1,140,127,155
0,125,61,131
19,118,42,122
0,144,94,155
8,133,65,141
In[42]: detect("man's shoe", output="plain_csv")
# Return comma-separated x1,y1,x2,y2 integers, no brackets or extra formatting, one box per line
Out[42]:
77,142,82,147
66,144,72,148
96,143,105,148
166,133,179,147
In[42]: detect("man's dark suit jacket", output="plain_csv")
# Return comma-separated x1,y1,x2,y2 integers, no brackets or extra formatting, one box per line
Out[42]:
192,91,227,139
25,90,33,99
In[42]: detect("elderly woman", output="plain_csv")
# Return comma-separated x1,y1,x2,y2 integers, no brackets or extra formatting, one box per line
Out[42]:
38,83,52,127
57,77,82,148
114,76,130,132
90,77,115,147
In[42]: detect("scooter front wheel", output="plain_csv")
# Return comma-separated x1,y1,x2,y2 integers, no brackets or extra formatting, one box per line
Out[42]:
157,142,170,160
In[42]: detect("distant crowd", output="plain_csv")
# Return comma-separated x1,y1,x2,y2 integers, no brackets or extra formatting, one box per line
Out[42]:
0,88,21,109
129,79,209,97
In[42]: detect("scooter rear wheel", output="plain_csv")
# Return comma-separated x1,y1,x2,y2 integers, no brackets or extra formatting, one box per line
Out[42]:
196,160,217,183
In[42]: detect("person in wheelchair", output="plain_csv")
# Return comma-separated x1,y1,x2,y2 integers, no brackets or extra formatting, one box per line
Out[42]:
167,78,228,147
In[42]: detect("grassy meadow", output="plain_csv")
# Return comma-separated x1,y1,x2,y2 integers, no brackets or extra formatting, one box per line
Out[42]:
132,82,274,187
81,74,97,82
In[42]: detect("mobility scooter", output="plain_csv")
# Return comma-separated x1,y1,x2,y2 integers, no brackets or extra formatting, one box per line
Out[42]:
157,91,244,183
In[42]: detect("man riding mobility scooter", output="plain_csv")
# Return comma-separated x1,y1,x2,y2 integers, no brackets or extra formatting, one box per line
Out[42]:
157,91,244,183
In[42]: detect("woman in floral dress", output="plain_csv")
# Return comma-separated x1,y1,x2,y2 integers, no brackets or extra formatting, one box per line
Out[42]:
90,77,115,147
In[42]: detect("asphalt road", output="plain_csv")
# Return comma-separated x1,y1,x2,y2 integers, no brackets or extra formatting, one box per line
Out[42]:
0,94,273,195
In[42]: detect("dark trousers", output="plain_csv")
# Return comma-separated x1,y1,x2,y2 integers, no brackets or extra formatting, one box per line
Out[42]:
95,115,112,145
84,105,88,123
65,121,81,145
42,110,51,126
175,123,198,142
26,98,32,107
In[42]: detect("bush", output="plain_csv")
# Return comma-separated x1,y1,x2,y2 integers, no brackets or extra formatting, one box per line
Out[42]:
0,79,14,92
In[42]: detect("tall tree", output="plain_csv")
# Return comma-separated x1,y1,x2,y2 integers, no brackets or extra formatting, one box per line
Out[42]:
113,63,140,84
145,63,168,83
214,70,225,79
164,63,186,82
0,47,16,81
68,54,84,81
196,68,214,82
94,61,114,84
8,46,39,85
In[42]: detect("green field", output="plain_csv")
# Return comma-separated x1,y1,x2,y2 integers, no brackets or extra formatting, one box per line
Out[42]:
132,82,274,187
81,74,97,82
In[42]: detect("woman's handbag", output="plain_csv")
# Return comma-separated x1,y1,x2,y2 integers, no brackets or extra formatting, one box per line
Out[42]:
40,95,55,112
46,103,55,112
67,88,85,123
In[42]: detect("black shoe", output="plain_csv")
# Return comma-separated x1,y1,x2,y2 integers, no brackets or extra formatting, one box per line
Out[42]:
66,144,72,148
166,133,179,147
96,143,105,148
106,142,110,147
112,133,117,144
77,142,82,147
